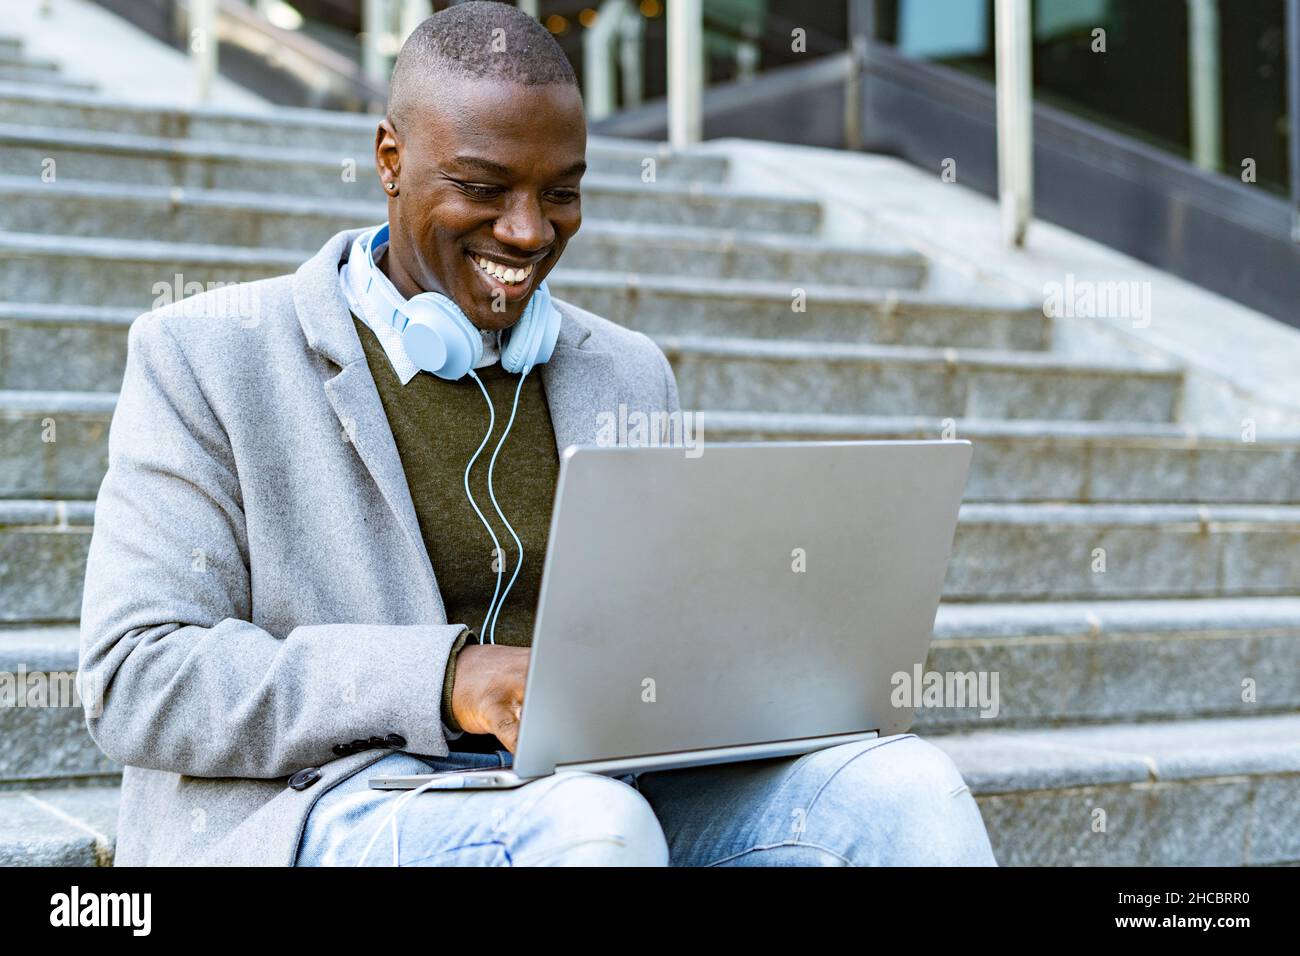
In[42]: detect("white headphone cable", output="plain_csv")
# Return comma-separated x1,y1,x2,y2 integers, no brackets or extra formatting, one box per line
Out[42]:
464,370,505,643
356,373,530,864
481,371,529,645
355,773,443,867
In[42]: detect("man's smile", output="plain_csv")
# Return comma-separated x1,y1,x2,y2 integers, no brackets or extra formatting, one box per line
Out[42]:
465,249,548,305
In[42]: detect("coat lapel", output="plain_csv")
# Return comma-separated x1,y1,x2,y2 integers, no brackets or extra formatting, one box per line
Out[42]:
292,229,619,613
539,300,619,456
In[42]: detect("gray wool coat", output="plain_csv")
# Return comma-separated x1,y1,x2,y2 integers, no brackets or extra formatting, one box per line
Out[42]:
78,228,681,866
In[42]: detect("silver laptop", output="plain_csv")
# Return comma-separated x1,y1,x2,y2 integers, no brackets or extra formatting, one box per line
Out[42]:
370,439,971,791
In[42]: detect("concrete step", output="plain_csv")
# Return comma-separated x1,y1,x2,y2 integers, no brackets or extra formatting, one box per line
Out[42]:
0,178,925,289
921,597,1300,730
0,121,678,188
0,234,1043,351
0,785,118,865
0,302,1146,415
0,303,130,393
0,500,93,622
0,624,118,787
947,502,1300,601
700,411,1300,504
662,335,1182,422
14,395,1300,505
560,272,1043,349
0,223,937,325
0,54,58,74
931,712,1300,865
1,389,115,499
0,68,93,92
7,497,1300,622
0,128,807,230
0,599,1292,771
0,83,730,180
1,713,1295,865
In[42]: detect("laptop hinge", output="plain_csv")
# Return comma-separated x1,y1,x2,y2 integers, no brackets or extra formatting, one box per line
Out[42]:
553,730,880,778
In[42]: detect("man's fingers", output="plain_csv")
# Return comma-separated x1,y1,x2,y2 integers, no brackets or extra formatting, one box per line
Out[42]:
498,722,519,753
494,709,519,754
500,725,519,754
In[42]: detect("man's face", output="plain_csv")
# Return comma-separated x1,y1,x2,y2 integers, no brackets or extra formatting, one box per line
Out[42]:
375,75,587,333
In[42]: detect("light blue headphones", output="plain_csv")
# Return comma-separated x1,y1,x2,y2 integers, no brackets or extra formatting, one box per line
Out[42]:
358,222,562,380
350,223,562,653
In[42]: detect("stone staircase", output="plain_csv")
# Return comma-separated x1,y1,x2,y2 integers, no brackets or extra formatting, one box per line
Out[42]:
0,35,94,93
1,67,1298,867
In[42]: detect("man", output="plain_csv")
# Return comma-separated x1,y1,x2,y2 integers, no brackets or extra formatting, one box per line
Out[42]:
80,1,996,866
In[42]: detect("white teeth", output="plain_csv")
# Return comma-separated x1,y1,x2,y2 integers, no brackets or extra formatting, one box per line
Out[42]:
474,255,533,284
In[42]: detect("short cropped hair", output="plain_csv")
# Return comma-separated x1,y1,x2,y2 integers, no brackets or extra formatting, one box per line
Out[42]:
387,1,579,130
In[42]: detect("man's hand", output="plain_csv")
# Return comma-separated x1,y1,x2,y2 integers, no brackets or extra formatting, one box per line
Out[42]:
449,644,530,752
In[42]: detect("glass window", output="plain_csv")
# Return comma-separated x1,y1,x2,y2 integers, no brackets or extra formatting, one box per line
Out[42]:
874,0,1292,196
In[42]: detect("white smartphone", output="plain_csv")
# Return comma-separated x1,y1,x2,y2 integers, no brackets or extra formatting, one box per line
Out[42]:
368,768,532,791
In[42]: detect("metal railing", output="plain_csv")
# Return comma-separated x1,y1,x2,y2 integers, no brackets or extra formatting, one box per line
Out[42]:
182,0,388,109
584,0,644,121
667,0,703,150
1187,0,1222,172
994,0,1032,249
360,0,432,92
190,0,217,103
190,1,704,149
1289,0,1300,242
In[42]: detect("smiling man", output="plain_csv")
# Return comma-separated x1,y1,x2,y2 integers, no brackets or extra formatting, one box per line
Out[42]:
359,6,593,757
79,1,996,867
377,33,586,330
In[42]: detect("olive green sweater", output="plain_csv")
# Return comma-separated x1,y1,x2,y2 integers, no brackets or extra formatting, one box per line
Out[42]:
352,314,560,744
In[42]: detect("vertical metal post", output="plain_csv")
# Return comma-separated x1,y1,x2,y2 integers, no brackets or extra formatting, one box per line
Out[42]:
1287,0,1300,242
620,7,645,108
845,0,876,152
519,0,540,18
667,0,703,149
1187,0,1222,171
400,0,432,38
994,0,1032,248
362,0,389,91
191,0,218,104
585,0,629,120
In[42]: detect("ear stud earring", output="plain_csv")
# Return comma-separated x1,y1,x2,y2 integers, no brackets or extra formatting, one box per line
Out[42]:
386,181,397,192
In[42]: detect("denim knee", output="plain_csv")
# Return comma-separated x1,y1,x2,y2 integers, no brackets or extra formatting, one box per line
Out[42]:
510,772,669,866
795,734,997,866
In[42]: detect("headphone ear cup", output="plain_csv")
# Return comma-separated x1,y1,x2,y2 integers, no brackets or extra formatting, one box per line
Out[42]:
400,318,449,374
402,294,482,380
535,292,562,366
501,281,560,375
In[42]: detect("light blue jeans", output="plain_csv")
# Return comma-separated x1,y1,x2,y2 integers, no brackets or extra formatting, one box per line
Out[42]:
295,733,998,866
